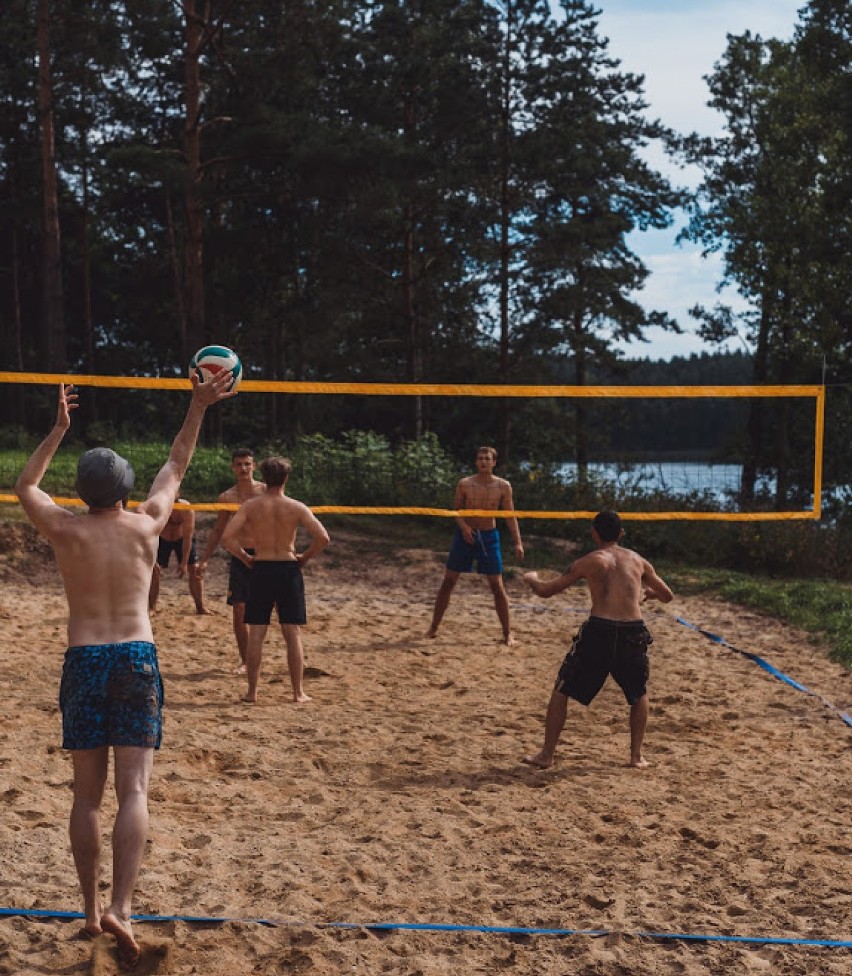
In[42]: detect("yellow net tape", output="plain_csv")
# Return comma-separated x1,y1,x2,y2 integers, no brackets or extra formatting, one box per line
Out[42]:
0,497,821,521
0,373,825,521
0,371,823,398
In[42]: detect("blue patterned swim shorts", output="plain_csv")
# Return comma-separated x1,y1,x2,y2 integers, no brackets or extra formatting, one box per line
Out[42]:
59,641,164,750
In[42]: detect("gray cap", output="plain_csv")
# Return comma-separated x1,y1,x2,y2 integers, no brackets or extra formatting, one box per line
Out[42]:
75,448,135,509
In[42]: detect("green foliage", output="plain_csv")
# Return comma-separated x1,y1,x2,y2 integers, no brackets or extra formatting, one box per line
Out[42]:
261,430,458,508
0,444,236,502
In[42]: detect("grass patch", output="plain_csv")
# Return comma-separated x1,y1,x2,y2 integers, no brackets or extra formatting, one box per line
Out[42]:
667,566,852,669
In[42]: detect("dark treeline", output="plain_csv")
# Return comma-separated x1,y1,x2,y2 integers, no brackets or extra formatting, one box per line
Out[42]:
1,0,850,510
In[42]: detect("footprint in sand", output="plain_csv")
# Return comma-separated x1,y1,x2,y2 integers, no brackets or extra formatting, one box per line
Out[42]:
91,934,172,975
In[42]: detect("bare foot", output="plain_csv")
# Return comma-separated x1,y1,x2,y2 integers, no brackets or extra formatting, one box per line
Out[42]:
195,606,214,615
241,693,257,703
629,756,650,769
293,692,312,703
78,922,102,940
502,633,517,646
521,752,554,769
233,663,247,675
425,627,438,639
101,912,140,970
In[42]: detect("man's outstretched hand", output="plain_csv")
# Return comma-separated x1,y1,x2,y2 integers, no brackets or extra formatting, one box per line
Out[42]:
191,368,240,406
56,384,79,431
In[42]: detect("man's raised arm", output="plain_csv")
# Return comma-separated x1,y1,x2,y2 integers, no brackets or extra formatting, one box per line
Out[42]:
15,384,78,537
140,371,236,528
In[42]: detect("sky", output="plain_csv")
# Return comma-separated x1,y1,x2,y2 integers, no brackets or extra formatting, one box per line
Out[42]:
591,0,805,361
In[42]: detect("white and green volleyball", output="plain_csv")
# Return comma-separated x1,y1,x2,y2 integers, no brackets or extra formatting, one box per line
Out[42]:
189,345,242,391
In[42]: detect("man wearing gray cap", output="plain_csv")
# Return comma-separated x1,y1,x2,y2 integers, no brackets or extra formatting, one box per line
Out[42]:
15,371,235,968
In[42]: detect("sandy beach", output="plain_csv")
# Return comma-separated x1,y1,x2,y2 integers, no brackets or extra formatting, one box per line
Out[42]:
1,521,850,975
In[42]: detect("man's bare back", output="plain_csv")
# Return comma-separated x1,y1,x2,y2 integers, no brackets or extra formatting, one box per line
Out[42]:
572,546,656,621
53,508,161,647
232,492,320,562
525,543,672,621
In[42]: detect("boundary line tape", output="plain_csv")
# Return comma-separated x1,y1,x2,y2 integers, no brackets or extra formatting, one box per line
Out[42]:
674,615,852,728
0,908,849,948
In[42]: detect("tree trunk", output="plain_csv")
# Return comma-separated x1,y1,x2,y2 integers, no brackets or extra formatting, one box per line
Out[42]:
572,267,588,493
37,0,66,372
165,194,189,362
81,149,98,421
497,0,513,463
773,273,794,510
573,345,589,494
11,229,23,373
403,98,423,438
182,0,206,355
11,228,25,426
740,293,771,506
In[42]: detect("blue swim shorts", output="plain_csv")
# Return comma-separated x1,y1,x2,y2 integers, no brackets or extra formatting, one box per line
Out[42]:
445,527,503,576
59,641,164,750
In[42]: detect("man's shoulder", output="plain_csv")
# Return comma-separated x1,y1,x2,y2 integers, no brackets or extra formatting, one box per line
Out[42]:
75,509,156,538
217,483,239,501
616,545,645,563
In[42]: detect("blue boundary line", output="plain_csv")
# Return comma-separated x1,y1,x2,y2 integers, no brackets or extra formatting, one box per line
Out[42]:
673,614,852,728
1,907,850,948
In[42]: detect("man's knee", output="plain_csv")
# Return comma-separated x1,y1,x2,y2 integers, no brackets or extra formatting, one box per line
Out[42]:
487,575,507,595
281,623,301,644
113,747,154,799
440,572,460,592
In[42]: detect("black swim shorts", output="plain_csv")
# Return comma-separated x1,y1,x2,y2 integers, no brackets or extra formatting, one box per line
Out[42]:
59,641,164,750
245,560,306,626
156,536,198,568
554,616,652,706
227,549,255,605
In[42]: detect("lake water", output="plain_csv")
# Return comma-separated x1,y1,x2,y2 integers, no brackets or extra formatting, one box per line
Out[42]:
557,461,769,499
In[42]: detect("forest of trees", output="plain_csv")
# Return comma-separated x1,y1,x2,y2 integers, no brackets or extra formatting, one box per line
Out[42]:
0,0,850,509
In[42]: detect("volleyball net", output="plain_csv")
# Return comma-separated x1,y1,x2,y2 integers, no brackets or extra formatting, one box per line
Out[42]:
0,371,826,522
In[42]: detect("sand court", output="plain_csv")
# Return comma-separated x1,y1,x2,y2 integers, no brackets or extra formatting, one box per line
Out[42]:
0,526,850,974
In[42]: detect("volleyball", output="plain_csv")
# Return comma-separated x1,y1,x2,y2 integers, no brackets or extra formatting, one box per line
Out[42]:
189,345,242,390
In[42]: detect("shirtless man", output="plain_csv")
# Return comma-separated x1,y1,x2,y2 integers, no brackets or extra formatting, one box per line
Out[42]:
149,495,210,614
196,448,264,671
522,509,673,770
426,446,524,645
221,456,329,704
14,372,234,969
